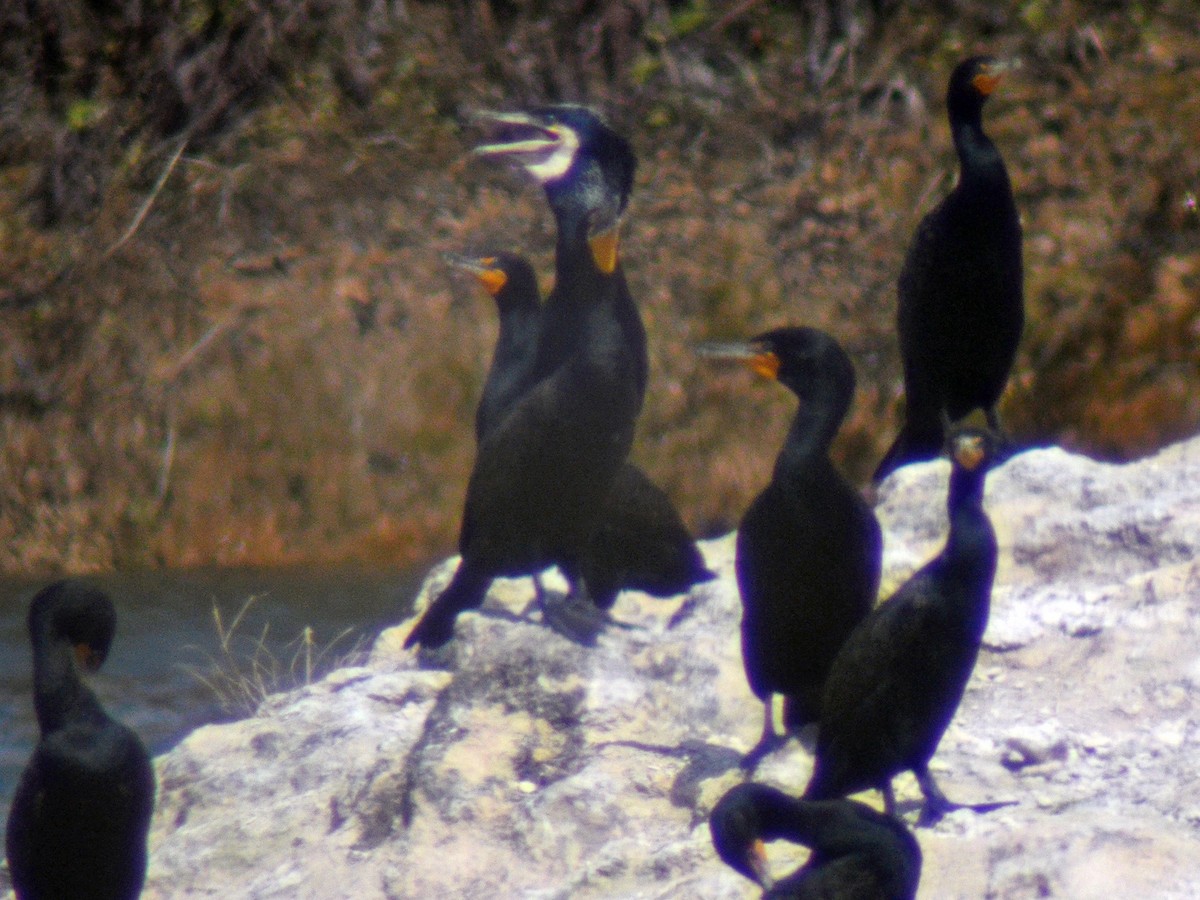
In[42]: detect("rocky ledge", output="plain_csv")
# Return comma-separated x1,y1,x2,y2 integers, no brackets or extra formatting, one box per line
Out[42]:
138,438,1200,898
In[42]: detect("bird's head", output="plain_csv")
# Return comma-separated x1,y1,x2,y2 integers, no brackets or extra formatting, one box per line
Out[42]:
698,326,855,404
472,105,635,273
444,250,537,300
29,580,116,672
947,55,1015,117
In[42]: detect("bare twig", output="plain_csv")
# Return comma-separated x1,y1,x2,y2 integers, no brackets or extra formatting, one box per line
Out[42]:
155,407,177,504
707,0,767,35
105,135,189,258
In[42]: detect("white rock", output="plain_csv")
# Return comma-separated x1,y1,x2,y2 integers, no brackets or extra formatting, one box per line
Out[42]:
105,436,1200,898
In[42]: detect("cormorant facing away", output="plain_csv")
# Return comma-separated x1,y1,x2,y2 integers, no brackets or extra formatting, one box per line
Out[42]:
404,106,646,649
710,782,921,899
806,430,1000,826
704,327,882,768
874,56,1023,483
450,250,713,615
6,580,156,900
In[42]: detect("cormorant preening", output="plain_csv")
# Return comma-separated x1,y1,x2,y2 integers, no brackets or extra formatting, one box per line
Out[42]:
6,580,155,900
705,328,881,768
404,106,646,649
806,430,999,825
451,250,713,615
874,56,1023,483
710,782,921,899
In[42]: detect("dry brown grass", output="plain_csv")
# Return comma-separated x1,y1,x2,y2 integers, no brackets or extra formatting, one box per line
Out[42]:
1,1,1198,573
182,594,367,719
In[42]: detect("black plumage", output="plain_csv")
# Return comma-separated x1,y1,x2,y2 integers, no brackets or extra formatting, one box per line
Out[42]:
805,430,999,825
709,328,881,767
579,462,715,611
452,249,713,614
875,56,1023,483
446,251,543,444
404,106,646,649
6,580,155,900
710,782,921,899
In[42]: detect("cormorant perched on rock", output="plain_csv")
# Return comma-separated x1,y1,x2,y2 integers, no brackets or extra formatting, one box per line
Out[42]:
404,106,646,649
450,249,713,615
806,430,999,825
710,782,922,899
704,327,881,768
874,56,1023,483
6,580,155,900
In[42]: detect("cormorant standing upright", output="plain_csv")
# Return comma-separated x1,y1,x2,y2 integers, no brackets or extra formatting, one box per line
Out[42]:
445,251,543,444
449,249,713,615
710,782,921,899
405,106,646,649
875,56,1023,483
806,430,999,825
6,580,156,900
705,327,882,768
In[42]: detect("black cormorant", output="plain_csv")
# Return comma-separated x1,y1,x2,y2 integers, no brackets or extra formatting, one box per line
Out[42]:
874,56,1023,483
445,251,543,444
704,327,882,768
404,106,646,649
710,782,921,899
6,580,156,900
806,430,999,825
451,249,713,615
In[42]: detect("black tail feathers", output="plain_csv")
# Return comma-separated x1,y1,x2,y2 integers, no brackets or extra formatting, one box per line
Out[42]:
404,563,492,650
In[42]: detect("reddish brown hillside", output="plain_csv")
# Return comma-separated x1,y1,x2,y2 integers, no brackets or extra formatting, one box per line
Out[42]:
1,1,1196,573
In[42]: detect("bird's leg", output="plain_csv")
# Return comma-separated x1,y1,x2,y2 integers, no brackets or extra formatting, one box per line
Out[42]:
914,766,958,825
538,575,610,647
519,572,551,619
915,765,1017,825
740,700,784,770
881,780,898,817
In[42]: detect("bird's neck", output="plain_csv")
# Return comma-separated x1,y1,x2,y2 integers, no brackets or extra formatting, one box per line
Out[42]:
495,298,540,350
952,114,1008,190
775,387,847,475
31,632,103,734
943,473,998,588
552,210,606,293
761,796,870,850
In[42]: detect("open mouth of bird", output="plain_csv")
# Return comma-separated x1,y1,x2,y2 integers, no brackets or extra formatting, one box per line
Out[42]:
695,341,781,381
472,111,579,181
442,252,507,294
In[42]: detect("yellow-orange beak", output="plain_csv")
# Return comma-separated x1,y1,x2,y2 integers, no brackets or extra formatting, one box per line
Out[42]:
695,341,781,381
746,350,781,381
972,70,1002,96
748,838,772,888
445,253,508,297
588,223,620,275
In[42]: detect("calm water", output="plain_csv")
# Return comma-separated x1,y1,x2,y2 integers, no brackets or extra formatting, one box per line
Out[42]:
0,564,427,844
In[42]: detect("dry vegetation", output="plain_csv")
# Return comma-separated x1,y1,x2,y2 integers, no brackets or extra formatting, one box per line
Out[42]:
1,0,1197,574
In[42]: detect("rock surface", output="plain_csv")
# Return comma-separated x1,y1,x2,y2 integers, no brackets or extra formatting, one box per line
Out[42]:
76,439,1200,897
